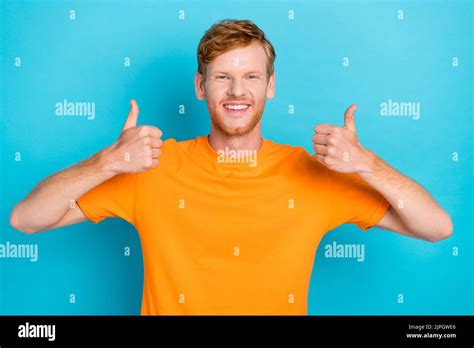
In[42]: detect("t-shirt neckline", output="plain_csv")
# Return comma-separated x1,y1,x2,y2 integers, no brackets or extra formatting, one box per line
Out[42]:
198,134,269,171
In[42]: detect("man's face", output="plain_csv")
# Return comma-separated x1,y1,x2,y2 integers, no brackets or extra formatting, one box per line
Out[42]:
195,42,275,137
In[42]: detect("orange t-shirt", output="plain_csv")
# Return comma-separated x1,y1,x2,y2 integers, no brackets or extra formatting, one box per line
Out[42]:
76,135,390,315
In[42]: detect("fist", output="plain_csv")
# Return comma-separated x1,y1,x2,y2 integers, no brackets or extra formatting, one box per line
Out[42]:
104,99,163,174
313,104,370,174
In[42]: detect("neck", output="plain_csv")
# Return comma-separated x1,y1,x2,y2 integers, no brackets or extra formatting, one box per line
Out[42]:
208,122,263,152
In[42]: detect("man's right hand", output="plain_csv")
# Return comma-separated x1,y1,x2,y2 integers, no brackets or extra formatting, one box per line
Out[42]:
103,99,163,174
10,98,163,233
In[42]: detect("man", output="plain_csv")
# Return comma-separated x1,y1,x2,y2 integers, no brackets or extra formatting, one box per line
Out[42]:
10,19,453,315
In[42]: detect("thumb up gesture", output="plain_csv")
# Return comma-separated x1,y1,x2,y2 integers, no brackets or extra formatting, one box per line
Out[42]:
104,99,163,174
313,104,371,174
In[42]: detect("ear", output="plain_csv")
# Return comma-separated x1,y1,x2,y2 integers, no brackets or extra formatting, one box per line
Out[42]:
266,73,275,99
194,72,206,100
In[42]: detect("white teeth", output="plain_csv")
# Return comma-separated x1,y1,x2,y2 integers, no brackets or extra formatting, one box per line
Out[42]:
224,104,249,110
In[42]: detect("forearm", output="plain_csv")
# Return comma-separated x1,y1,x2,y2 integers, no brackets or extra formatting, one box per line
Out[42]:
11,147,116,232
357,149,453,238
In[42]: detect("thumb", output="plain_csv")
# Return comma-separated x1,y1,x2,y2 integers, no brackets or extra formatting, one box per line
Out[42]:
343,104,357,132
122,99,139,131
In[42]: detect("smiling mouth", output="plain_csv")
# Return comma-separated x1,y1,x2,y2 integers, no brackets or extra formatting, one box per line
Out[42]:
224,103,250,111
223,103,251,117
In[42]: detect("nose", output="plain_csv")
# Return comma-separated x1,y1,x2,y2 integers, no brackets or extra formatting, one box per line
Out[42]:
227,79,245,97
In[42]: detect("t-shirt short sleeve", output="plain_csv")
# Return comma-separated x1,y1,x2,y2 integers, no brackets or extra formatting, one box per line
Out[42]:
76,172,138,225
326,168,390,232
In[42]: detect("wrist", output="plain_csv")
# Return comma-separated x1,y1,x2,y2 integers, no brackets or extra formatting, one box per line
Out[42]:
357,148,378,178
94,145,120,178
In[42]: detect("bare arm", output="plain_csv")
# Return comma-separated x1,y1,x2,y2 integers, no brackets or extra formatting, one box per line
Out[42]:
9,149,116,234
313,104,453,242
360,151,453,242
10,100,163,234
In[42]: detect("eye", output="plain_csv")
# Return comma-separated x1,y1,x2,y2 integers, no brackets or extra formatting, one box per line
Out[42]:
216,75,229,80
247,75,258,80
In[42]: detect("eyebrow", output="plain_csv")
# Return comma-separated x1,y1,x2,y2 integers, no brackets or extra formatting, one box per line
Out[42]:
212,71,265,75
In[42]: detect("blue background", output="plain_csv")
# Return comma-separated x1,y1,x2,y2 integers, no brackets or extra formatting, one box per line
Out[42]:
1,0,472,315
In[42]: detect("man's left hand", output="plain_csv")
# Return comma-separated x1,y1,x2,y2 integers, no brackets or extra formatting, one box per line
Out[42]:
313,104,373,174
